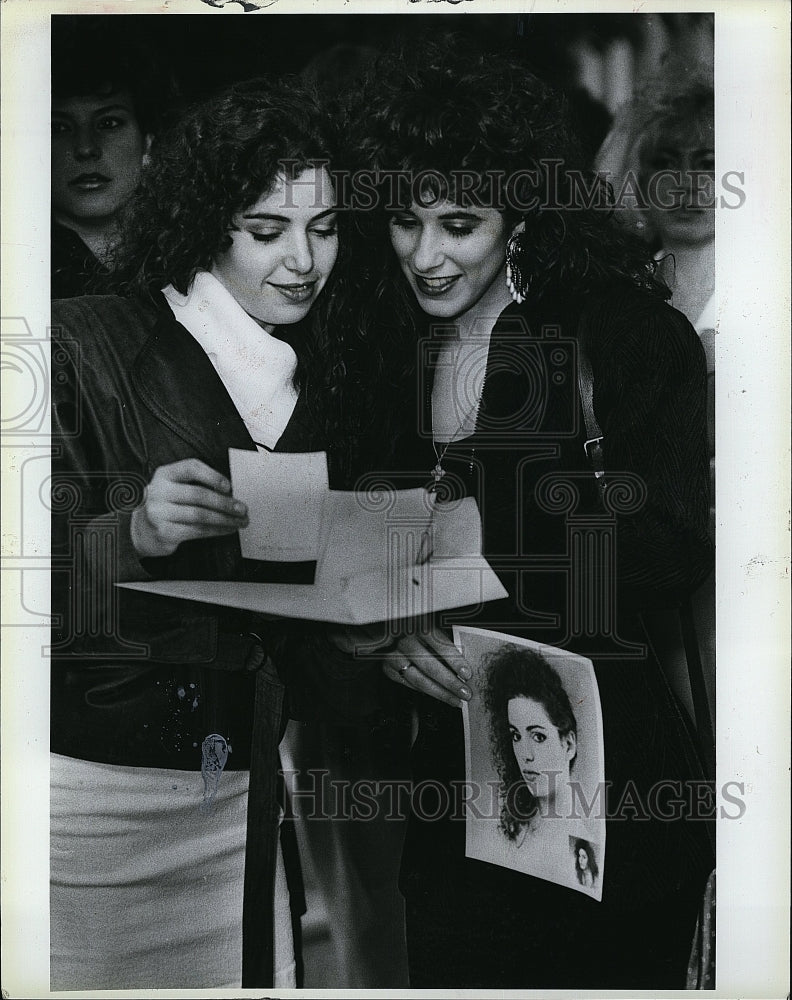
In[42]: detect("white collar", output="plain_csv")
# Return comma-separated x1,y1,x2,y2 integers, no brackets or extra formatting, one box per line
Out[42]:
162,271,299,450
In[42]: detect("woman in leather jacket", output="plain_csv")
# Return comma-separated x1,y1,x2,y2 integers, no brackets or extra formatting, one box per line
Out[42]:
49,76,372,991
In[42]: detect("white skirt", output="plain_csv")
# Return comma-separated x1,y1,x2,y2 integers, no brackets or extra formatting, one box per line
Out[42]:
50,753,295,991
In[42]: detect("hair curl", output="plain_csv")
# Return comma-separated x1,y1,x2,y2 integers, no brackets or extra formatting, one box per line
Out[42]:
481,644,577,841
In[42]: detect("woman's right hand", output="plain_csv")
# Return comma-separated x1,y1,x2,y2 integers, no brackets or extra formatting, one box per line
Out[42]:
130,458,249,558
381,623,473,709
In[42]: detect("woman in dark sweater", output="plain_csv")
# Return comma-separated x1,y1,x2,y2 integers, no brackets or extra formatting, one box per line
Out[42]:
345,38,714,989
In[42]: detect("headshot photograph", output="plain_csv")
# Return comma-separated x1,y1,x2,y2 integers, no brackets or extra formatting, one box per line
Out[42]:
459,626,605,900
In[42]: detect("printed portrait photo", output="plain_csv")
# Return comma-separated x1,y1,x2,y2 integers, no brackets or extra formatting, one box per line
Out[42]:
458,626,605,900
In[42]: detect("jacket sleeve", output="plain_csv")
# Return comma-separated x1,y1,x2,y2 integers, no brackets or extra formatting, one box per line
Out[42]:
50,300,267,671
587,292,714,609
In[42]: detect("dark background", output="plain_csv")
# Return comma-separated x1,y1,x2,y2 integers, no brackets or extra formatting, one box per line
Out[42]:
54,11,693,163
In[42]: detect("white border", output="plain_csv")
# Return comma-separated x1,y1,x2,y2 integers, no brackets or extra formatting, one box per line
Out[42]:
1,2,790,997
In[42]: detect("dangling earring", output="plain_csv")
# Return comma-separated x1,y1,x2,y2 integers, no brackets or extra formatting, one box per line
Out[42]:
505,230,529,304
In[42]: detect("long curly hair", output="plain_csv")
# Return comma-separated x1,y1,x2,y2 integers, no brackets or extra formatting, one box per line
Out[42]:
481,645,577,841
572,837,600,885
345,36,669,456
352,35,667,287
106,77,369,478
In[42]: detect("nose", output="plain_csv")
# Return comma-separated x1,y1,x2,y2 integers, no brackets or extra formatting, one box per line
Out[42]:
523,743,535,763
412,227,445,273
72,125,102,162
283,230,314,275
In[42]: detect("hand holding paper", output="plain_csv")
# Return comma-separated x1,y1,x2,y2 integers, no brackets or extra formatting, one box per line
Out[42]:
120,451,508,624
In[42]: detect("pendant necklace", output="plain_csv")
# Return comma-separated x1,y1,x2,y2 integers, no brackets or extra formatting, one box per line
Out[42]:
430,372,487,490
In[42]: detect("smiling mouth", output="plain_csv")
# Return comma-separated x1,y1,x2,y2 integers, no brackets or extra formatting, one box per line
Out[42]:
413,274,461,296
69,174,111,190
270,281,317,303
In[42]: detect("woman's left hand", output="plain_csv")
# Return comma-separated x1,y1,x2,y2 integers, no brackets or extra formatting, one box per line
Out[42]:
381,623,473,709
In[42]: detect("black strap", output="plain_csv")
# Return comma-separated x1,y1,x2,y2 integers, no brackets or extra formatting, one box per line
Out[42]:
576,316,714,778
576,320,607,502
241,657,285,987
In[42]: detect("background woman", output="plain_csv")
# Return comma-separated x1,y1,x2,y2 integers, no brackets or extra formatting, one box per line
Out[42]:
596,73,716,730
50,18,170,298
50,77,371,990
350,38,714,988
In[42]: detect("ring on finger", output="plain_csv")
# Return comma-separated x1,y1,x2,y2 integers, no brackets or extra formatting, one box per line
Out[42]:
398,662,410,677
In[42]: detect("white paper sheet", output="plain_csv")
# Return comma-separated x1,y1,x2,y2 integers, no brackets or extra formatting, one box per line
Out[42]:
119,492,507,624
229,448,328,562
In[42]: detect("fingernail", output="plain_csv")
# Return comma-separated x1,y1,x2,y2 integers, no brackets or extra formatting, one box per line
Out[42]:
220,478,232,493
459,685,471,700
459,666,471,680
233,501,246,514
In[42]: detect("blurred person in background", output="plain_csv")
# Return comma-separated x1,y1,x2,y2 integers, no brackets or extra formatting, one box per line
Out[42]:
51,20,171,297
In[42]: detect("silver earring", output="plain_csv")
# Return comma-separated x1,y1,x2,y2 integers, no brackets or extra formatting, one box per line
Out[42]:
505,232,529,304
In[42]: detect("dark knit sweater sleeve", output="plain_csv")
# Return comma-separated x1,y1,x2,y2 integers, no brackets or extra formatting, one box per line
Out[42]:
585,289,714,609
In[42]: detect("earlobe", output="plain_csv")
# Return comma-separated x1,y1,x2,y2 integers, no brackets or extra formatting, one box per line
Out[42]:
565,732,577,761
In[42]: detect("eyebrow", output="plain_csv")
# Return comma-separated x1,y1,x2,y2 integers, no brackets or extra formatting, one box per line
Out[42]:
395,209,485,221
438,211,485,221
242,208,338,223
53,103,134,117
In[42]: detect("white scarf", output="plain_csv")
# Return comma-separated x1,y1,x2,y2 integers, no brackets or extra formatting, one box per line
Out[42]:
162,271,299,450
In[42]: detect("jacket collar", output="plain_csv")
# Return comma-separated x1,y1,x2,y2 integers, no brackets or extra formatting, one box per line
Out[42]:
131,294,257,473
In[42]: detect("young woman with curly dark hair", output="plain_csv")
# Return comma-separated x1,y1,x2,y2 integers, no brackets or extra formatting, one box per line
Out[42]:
341,37,715,989
573,837,600,888
49,76,374,991
481,645,578,843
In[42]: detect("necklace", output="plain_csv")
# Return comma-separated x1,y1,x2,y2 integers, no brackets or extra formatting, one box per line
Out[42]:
430,374,487,488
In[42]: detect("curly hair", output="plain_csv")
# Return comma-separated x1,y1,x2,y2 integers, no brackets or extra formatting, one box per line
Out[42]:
105,76,370,478
572,837,599,885
352,34,668,304
481,644,577,841
635,79,714,178
343,35,670,459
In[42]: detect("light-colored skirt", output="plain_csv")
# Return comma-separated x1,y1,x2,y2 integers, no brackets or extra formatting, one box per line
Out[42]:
50,753,295,990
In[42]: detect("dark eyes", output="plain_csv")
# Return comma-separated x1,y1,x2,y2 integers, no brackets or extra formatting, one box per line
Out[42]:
51,115,129,135
647,151,715,172
511,730,547,743
96,116,128,131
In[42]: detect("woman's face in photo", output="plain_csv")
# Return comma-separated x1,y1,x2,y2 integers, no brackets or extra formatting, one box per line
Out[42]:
578,847,589,870
508,696,576,802
211,166,338,332
641,112,715,247
51,88,148,227
389,199,510,320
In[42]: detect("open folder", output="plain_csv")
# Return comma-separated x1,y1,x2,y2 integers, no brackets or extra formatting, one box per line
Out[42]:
119,450,507,625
